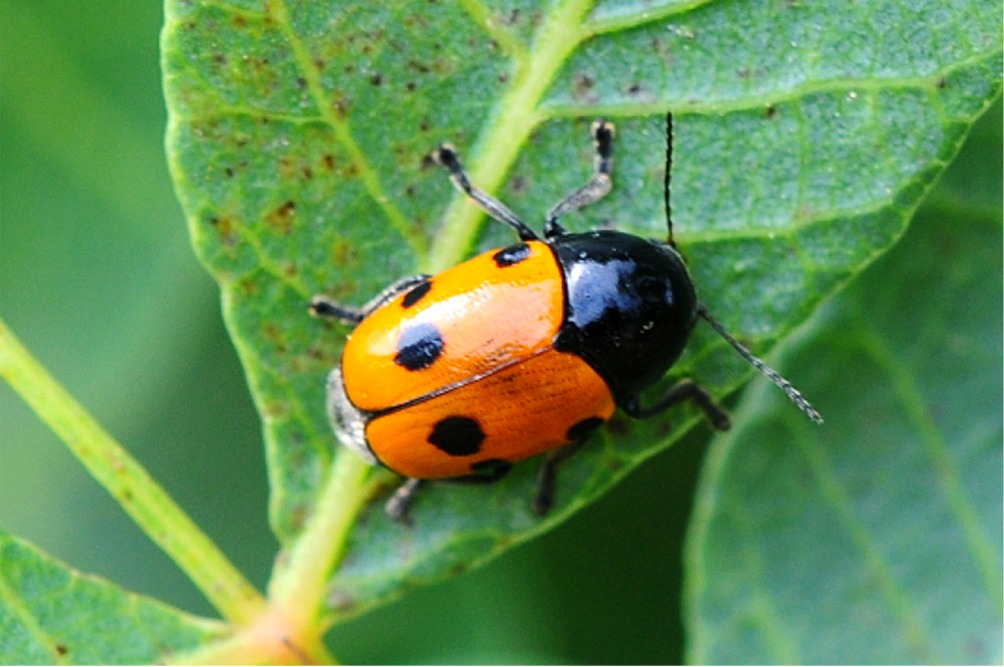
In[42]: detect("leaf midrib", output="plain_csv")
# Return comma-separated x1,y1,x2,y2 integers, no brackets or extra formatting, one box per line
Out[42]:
423,0,599,272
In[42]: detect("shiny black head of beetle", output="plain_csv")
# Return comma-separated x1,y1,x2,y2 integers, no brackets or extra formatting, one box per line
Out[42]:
549,229,696,404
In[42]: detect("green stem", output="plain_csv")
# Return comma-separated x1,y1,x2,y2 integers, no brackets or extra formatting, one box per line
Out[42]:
0,320,265,625
267,449,377,632
171,620,336,665
175,453,376,664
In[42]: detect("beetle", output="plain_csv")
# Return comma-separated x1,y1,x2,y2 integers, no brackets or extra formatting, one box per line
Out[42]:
310,113,822,520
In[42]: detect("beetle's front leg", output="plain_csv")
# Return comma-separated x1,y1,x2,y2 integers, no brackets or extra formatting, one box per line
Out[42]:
310,274,432,324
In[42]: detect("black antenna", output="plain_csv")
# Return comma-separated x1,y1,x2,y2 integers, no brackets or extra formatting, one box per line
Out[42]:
664,112,676,247
665,112,822,424
698,306,824,424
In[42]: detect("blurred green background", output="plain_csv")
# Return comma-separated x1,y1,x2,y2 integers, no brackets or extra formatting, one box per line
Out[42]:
1,2,998,664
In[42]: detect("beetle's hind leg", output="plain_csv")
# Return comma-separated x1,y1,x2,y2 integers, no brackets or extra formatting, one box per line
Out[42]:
532,440,588,516
386,461,514,523
544,120,616,238
385,478,425,523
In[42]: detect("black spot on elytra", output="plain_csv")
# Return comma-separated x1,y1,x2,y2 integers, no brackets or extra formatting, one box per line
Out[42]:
428,416,485,456
394,323,444,370
401,279,432,308
493,243,531,267
566,416,605,442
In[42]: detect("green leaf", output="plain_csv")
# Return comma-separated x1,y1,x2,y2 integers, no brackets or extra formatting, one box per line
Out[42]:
162,0,1001,618
0,528,225,664
685,103,1003,664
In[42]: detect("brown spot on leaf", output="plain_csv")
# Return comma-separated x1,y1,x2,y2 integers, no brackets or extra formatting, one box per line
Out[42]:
508,174,527,195
238,277,258,298
573,73,595,100
500,8,521,24
407,59,430,74
267,200,296,234
262,322,287,354
332,95,350,118
331,238,358,267
208,215,237,245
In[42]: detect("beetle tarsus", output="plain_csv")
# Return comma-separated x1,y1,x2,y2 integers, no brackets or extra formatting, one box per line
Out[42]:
386,477,425,524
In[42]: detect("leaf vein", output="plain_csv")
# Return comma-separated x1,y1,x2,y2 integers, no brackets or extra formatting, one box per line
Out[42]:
457,0,529,64
732,501,802,663
424,0,599,271
793,387,936,660
856,321,1004,617
541,50,1001,119
267,0,427,257
582,0,716,37
0,541,66,664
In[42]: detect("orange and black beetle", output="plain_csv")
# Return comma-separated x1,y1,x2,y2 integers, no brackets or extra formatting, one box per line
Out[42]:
311,115,821,520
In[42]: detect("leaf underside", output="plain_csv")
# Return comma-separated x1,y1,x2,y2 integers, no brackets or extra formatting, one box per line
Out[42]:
162,0,1002,619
